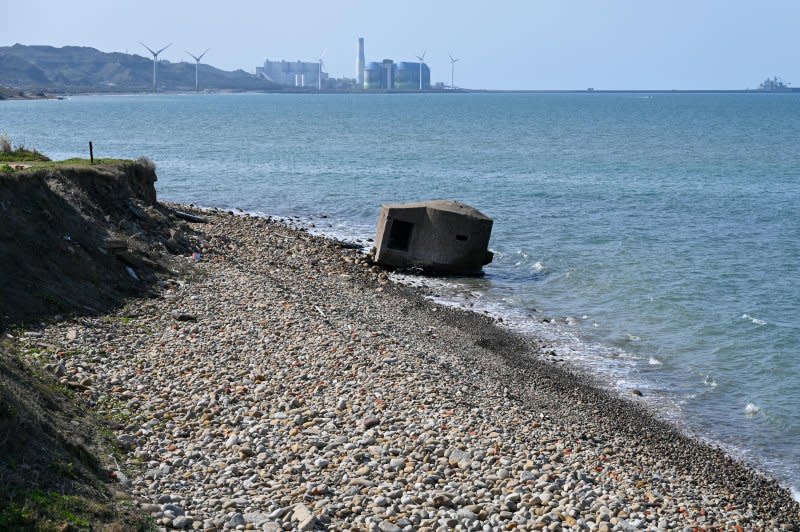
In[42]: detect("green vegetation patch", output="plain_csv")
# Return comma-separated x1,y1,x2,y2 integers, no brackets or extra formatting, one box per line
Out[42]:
53,157,132,167
0,134,51,162
0,339,153,530
0,490,102,530
0,135,137,169
0,489,154,531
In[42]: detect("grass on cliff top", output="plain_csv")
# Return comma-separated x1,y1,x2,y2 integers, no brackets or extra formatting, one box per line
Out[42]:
1,158,137,174
0,136,141,172
0,135,51,163
8,157,134,168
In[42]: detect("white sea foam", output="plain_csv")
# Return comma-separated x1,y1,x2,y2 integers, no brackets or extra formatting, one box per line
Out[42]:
792,486,800,503
741,313,766,326
745,403,761,416
703,375,717,387
648,357,663,366
531,261,544,272
627,334,641,342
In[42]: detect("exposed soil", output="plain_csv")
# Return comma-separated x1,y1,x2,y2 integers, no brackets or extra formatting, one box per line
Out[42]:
0,161,200,330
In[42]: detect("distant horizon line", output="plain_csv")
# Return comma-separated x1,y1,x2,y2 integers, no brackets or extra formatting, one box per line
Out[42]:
3,43,797,94
31,88,800,97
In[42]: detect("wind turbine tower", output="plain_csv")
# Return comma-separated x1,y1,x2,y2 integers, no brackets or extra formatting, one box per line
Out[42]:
140,42,172,92
416,50,427,90
449,54,459,89
186,49,209,92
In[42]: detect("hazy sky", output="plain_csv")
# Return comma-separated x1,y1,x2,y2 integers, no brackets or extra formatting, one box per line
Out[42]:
3,1,799,90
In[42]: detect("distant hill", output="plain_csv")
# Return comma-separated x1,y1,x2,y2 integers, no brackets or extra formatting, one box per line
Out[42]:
0,44,278,93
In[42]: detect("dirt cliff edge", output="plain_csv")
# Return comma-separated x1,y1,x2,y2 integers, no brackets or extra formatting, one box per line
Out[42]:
1,161,199,330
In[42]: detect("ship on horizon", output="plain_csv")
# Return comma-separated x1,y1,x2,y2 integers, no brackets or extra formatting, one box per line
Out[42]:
758,76,792,91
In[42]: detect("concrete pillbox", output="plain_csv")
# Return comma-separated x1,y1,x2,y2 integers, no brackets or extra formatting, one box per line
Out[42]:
374,200,493,275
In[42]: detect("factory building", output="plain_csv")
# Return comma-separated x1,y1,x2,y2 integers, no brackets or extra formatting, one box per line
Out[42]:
395,61,431,90
359,38,431,90
256,59,328,88
254,38,431,90
363,62,383,89
363,59,430,90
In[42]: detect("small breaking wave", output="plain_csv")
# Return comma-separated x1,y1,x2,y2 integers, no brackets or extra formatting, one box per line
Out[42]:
648,357,663,366
745,403,761,416
741,314,766,326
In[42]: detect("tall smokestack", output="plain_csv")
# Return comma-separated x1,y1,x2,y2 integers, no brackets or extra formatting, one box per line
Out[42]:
356,37,365,87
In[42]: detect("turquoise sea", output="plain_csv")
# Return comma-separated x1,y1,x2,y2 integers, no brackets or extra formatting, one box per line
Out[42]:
3,92,799,496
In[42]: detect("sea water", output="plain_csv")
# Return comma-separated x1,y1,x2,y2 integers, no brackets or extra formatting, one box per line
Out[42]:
3,92,799,494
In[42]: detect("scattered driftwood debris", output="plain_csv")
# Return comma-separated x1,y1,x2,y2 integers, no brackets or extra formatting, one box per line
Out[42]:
173,209,208,224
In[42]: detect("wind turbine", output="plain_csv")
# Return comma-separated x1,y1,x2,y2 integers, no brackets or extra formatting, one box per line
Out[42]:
416,50,427,90
186,49,209,92
317,48,327,90
140,42,172,92
449,54,459,89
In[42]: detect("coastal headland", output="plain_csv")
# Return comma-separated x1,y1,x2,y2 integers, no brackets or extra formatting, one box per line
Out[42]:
1,161,799,529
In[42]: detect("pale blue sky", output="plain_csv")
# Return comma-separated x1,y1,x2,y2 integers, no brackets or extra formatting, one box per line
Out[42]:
3,1,798,90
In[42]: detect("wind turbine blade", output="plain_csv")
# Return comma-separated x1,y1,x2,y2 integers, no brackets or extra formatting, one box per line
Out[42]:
140,42,157,56
185,51,199,62
198,48,209,61
155,43,172,55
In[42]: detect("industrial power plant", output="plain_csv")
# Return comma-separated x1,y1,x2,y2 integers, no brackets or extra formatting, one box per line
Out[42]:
357,38,431,90
256,37,437,91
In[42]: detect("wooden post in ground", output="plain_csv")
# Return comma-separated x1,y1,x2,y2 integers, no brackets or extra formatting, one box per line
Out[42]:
89,141,94,164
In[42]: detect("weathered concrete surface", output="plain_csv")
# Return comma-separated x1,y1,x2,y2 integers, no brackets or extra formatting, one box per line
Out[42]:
374,200,493,275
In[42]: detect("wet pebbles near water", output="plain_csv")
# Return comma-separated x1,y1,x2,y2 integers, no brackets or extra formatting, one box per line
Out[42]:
18,207,800,531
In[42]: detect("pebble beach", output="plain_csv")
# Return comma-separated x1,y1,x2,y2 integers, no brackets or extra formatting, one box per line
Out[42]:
19,207,800,531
